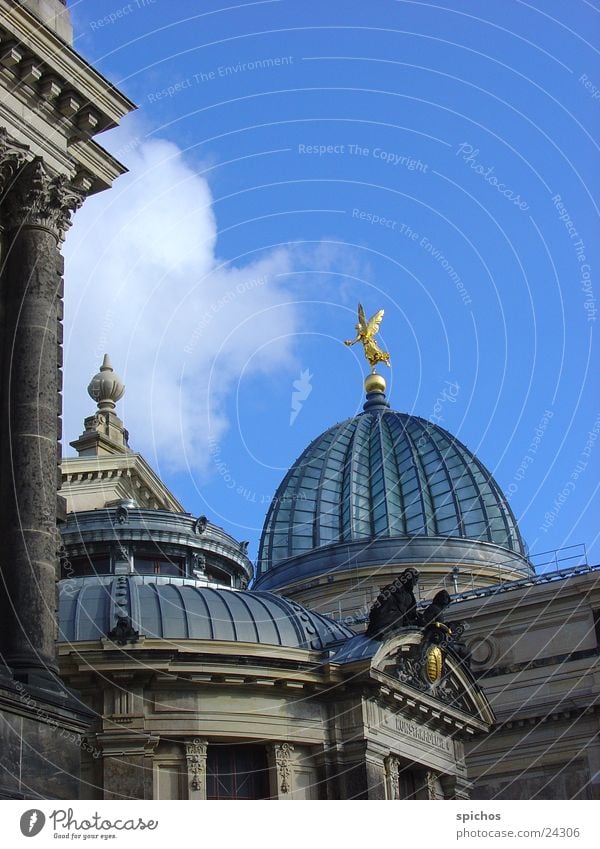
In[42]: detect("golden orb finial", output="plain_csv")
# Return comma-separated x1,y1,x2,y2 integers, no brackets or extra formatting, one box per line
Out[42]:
365,372,387,395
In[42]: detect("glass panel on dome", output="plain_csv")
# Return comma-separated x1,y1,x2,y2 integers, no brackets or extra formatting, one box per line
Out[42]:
436,518,460,535
429,480,452,497
433,493,455,508
404,502,423,520
480,491,501,507
272,533,288,547
406,517,426,534
435,503,458,521
464,520,488,534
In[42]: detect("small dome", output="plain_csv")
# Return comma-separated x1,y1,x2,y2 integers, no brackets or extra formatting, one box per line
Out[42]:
257,406,527,580
58,575,354,650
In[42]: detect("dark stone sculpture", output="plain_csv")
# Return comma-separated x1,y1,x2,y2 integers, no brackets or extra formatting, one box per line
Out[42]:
107,615,139,646
421,589,452,627
366,568,420,638
193,515,208,535
115,505,128,524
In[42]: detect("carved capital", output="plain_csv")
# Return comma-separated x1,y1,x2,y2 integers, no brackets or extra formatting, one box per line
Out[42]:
273,742,294,795
4,157,85,241
384,754,400,800
0,127,30,198
186,739,208,799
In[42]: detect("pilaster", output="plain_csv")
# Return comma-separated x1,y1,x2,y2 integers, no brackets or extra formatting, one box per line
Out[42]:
440,774,472,800
97,731,159,800
269,742,294,798
185,739,208,800
384,754,400,799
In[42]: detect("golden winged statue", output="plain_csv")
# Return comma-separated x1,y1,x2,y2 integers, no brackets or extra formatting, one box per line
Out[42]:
344,304,391,371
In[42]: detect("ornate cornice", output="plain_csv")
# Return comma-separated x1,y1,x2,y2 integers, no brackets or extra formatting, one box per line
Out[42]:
3,156,84,241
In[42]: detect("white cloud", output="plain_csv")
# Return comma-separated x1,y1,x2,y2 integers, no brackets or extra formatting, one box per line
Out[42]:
63,125,298,477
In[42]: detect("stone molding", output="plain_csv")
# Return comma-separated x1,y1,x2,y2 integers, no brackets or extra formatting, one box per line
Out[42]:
61,454,185,513
185,739,208,800
0,3,135,132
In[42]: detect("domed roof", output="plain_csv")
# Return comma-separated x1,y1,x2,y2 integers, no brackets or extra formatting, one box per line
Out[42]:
58,575,353,650
257,397,526,580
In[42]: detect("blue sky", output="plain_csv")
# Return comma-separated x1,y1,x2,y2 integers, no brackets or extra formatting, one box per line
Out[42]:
63,0,599,569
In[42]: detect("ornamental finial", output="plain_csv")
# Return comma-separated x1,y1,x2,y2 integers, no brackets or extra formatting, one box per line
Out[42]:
87,354,125,411
344,303,391,396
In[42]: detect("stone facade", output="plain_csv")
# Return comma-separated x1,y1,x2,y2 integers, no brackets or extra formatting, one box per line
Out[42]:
0,0,133,798
58,626,491,800
454,568,600,799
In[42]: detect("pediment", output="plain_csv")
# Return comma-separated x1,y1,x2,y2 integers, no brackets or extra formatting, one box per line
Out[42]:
371,629,495,727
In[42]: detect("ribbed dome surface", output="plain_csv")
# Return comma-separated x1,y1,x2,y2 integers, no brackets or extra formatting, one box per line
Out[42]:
258,408,525,577
58,575,353,650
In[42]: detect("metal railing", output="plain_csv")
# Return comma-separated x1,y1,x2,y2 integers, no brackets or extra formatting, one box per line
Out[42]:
529,542,588,573
321,544,595,625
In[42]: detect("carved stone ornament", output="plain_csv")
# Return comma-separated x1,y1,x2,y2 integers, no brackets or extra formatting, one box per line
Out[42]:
384,755,400,800
274,742,294,794
107,615,139,646
425,645,443,684
3,156,85,241
193,515,208,535
186,740,208,793
396,625,448,691
0,128,30,198
426,769,440,800
115,505,129,524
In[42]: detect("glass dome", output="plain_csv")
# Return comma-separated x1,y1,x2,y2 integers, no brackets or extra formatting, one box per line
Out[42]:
257,405,527,581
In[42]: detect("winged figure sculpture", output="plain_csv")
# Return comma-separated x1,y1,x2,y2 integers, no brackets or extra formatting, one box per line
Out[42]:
344,303,391,371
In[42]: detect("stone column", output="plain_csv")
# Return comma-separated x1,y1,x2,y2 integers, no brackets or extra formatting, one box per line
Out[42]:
185,739,208,800
0,153,83,688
